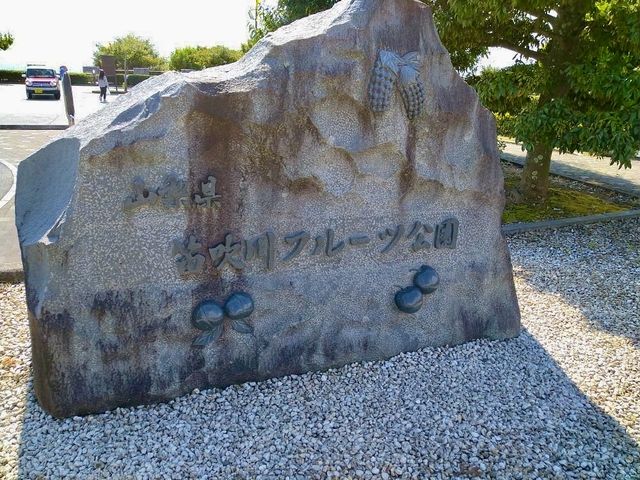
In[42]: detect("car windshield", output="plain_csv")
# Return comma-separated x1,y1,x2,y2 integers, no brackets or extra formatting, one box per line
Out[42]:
26,69,55,77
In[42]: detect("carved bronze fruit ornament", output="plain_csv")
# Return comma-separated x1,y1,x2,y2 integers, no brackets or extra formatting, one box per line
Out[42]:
412,265,439,294
368,50,426,120
394,265,439,314
192,292,255,347
394,286,423,314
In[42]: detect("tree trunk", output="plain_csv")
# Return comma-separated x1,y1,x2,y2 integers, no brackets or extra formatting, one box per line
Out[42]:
519,142,553,203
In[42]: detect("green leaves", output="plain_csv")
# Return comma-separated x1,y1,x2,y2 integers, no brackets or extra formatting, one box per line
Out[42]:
451,0,640,171
0,32,13,51
244,0,340,52
469,63,542,114
169,46,242,71
93,34,165,70
424,0,554,72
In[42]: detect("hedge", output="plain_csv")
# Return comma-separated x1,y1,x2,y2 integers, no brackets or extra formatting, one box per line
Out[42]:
69,72,93,85
111,73,153,88
0,69,158,87
125,74,151,87
0,70,24,83
0,69,94,85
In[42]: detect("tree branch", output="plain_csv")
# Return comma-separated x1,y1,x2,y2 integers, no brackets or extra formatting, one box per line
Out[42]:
524,9,557,26
494,42,545,61
531,18,554,38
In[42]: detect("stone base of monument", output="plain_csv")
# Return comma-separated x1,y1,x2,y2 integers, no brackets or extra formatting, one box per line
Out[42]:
15,0,520,418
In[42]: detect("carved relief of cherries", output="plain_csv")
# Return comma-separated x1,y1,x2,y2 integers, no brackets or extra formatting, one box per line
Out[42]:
394,265,439,313
394,286,423,314
192,292,255,347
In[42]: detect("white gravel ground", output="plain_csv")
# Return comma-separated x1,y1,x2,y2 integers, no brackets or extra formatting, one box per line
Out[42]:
1,219,639,479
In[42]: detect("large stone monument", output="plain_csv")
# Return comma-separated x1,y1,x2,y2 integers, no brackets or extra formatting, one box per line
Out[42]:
16,0,520,418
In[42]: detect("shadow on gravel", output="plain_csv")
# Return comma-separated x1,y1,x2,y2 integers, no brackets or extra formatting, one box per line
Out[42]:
510,218,640,348
15,331,640,478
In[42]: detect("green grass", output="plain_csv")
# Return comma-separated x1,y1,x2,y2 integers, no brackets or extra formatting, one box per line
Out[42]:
502,174,632,224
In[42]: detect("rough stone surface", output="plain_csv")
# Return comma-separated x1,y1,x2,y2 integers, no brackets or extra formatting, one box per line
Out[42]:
1,220,639,478
15,0,520,417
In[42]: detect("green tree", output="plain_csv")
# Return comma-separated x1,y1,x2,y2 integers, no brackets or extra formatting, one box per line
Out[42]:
243,0,339,51
427,0,640,202
169,45,242,71
93,34,166,70
466,63,538,140
0,32,13,51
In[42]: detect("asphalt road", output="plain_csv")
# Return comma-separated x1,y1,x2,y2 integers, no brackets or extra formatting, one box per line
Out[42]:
0,84,108,126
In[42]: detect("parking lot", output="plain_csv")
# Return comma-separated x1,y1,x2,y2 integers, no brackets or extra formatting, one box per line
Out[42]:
0,84,108,126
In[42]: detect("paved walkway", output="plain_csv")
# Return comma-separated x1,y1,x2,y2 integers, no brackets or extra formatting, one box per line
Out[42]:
0,85,106,126
0,131,61,277
501,142,640,198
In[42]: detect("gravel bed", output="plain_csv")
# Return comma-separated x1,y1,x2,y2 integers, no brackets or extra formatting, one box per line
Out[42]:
1,219,639,479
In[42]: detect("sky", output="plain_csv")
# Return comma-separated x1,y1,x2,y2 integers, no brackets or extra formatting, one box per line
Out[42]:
0,0,268,71
0,0,513,72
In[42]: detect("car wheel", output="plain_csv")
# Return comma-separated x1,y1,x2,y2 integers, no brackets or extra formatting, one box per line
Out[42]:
54,92,61,100
27,92,33,100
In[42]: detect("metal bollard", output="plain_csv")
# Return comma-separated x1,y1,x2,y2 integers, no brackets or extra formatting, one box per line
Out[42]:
62,72,75,126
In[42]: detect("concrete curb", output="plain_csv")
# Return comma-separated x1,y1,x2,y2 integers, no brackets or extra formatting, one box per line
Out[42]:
90,90,127,95
3,210,640,283
0,268,23,283
0,125,68,131
502,209,640,235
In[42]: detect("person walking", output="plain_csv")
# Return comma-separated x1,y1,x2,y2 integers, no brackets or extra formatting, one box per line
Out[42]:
97,69,108,103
